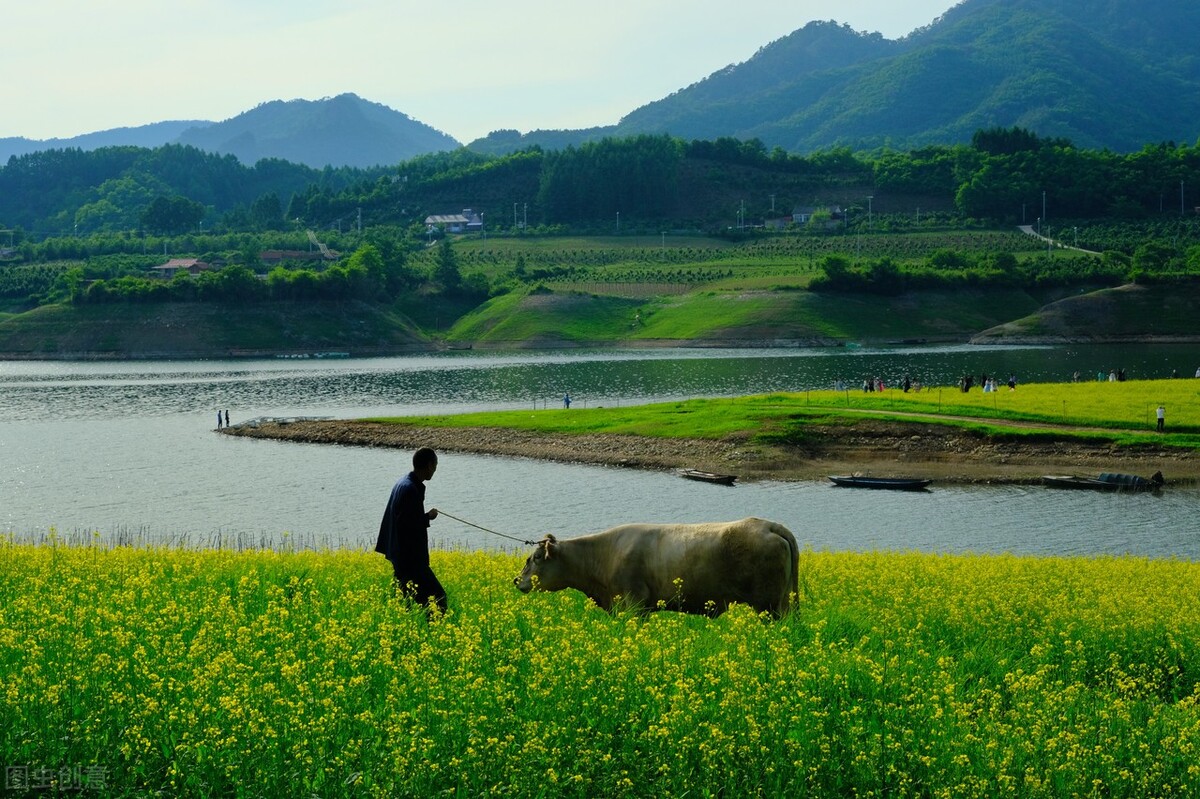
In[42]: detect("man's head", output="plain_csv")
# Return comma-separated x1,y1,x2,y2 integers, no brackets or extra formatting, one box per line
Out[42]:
413,447,438,481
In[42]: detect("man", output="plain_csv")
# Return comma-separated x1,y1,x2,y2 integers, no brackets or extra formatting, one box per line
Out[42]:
1157,405,1166,433
375,447,447,616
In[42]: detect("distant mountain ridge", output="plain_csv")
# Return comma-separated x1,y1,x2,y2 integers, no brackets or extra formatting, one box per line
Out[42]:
0,94,461,169
5,0,1198,167
470,0,1200,155
0,120,211,163
176,94,460,169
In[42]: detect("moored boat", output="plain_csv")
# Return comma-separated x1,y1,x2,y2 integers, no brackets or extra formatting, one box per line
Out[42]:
679,469,737,486
828,475,932,490
1041,471,1164,492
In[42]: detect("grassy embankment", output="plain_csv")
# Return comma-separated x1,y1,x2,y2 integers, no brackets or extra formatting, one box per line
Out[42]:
440,231,1064,346
3,539,1199,796
0,230,1156,355
444,286,1050,347
368,378,1200,451
7,231,1198,354
0,301,427,357
973,282,1200,342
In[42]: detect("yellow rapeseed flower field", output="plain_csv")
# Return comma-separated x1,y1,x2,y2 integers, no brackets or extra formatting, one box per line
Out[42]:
2,537,1199,797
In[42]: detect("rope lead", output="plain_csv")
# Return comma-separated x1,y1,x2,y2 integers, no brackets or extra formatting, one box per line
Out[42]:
438,511,539,546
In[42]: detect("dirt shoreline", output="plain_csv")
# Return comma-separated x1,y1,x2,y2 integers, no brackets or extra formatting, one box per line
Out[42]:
221,419,1200,486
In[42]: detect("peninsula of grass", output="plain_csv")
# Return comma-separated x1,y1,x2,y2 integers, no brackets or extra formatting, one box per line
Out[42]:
367,378,1200,452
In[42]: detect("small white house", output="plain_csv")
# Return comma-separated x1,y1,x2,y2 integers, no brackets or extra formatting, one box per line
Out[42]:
425,209,483,234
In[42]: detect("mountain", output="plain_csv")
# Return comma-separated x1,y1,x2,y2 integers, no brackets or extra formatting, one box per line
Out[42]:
0,94,460,169
174,93,460,168
0,121,210,163
470,0,1200,155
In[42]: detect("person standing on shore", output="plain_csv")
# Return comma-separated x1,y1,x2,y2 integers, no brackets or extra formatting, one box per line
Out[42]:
1157,405,1166,433
375,447,447,617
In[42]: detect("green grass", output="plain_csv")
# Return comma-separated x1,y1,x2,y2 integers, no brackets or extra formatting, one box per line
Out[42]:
369,379,1200,450
4,539,1200,796
445,286,1048,345
978,283,1200,340
448,291,643,342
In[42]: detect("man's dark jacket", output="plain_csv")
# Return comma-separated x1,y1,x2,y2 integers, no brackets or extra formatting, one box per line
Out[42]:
375,472,430,568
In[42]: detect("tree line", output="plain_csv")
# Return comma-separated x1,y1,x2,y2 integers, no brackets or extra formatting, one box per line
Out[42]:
4,128,1200,247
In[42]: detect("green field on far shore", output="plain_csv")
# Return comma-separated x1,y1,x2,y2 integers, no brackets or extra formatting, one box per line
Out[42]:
370,379,1200,450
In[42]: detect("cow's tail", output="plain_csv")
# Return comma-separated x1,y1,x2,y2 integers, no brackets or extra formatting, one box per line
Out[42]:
768,520,800,616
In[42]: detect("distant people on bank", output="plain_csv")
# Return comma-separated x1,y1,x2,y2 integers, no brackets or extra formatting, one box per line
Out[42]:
1117,368,1126,382
1108,370,1117,382
1072,370,1081,382
563,393,571,409
1007,374,1017,391
216,411,223,429
224,409,230,427
1195,366,1200,378
1157,405,1166,433
902,375,911,393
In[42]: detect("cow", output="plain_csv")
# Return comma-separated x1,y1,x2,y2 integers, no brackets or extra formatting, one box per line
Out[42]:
513,517,798,617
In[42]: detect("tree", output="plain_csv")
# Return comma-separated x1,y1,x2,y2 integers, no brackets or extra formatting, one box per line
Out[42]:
345,244,386,299
249,192,284,231
434,240,461,291
141,195,205,235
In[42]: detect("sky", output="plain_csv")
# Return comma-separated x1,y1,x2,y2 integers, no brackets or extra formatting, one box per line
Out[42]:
2,0,958,144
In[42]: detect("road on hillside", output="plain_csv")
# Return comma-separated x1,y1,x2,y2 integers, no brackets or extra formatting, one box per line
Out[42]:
1017,224,1102,255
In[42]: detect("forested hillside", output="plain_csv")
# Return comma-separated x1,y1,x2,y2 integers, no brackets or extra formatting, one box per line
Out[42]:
176,94,461,169
4,128,1199,247
470,0,1200,155
0,95,459,169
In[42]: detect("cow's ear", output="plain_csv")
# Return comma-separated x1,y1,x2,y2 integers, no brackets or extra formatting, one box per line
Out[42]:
542,534,557,559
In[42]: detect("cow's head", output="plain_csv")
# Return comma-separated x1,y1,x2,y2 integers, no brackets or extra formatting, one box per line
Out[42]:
514,534,562,593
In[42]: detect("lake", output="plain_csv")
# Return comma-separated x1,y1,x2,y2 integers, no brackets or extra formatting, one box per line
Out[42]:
2,343,1198,559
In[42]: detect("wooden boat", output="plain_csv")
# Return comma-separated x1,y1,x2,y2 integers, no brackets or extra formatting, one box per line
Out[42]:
678,469,737,486
828,475,932,491
1041,471,1164,492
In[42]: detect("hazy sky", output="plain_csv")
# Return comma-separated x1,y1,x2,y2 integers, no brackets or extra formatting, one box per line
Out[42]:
3,0,958,143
